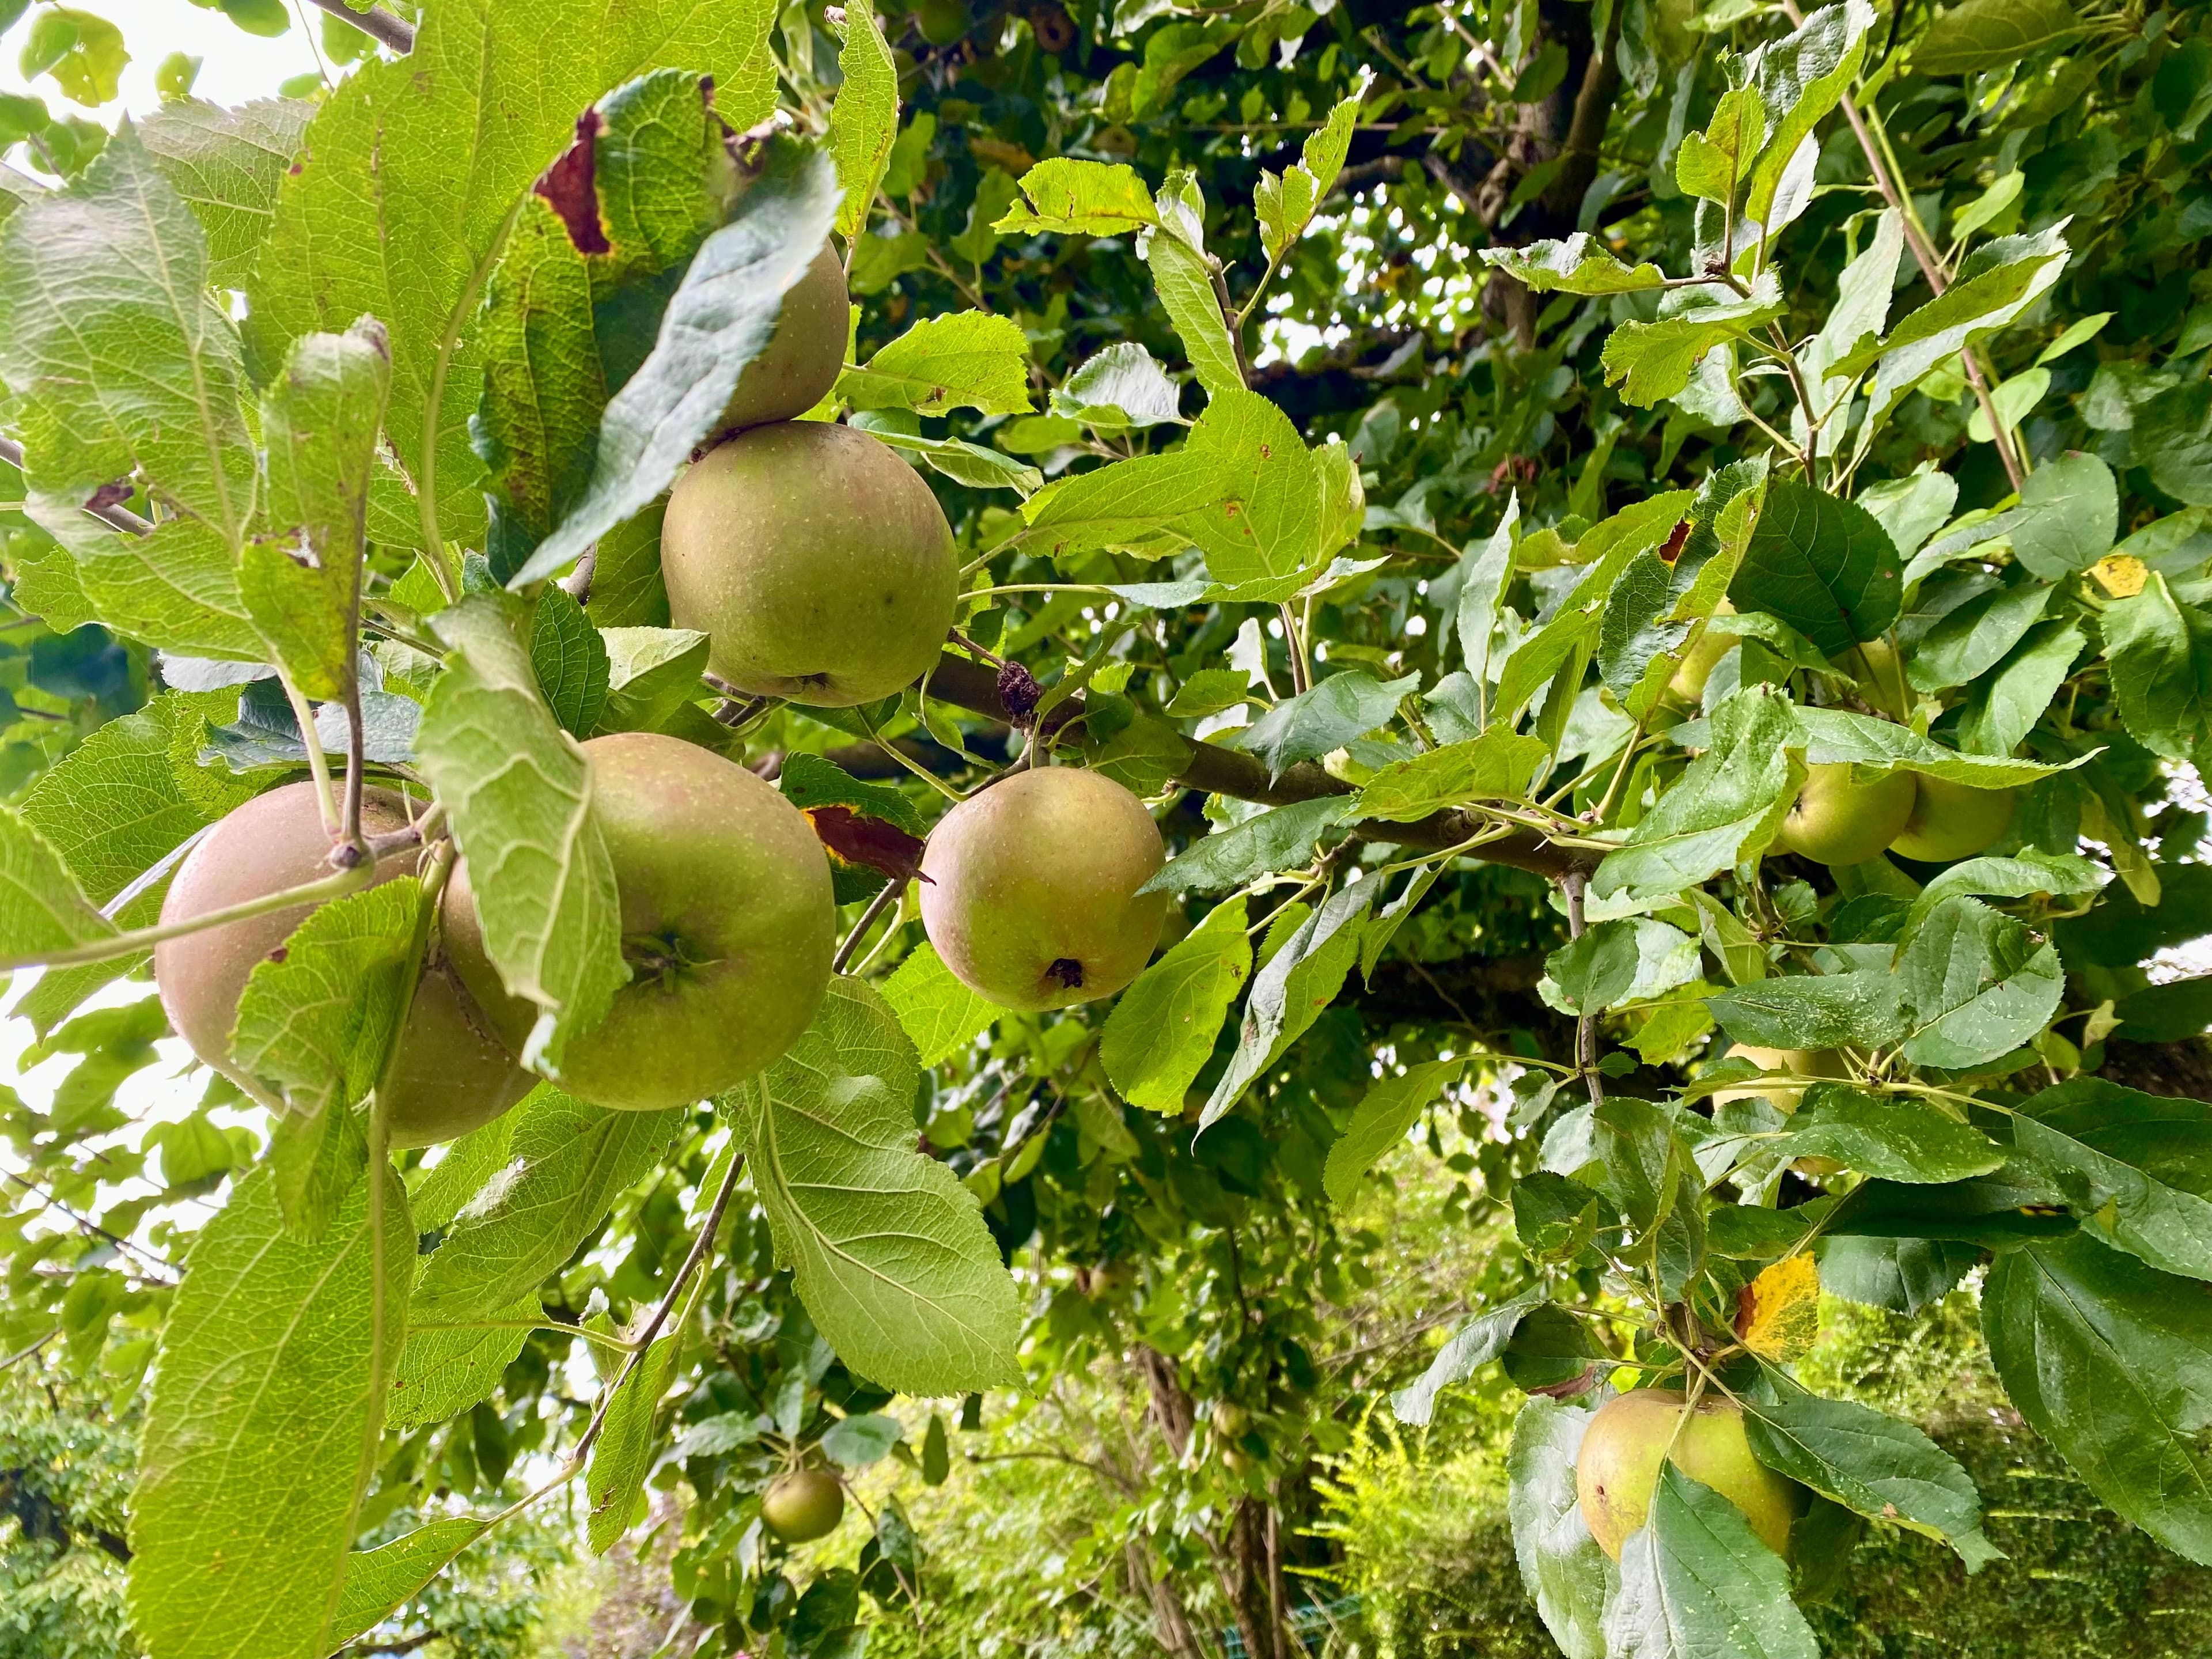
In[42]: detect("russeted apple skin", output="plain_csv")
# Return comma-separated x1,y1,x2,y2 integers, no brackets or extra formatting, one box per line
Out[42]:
761,1468,844,1542
444,732,836,1112
715,246,847,435
920,767,1169,1013
662,422,958,707
153,781,533,1149
1576,1388,1802,1561
1774,762,1916,866
1891,775,2014,863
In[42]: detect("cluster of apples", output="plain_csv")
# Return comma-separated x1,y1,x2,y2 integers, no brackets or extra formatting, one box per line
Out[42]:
153,244,1172,1143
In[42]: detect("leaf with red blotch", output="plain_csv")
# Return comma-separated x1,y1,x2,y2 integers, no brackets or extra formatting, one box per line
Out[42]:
806,805,929,885
536,109,611,255
1658,518,1692,564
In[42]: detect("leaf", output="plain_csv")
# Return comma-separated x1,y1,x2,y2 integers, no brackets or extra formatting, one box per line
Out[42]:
840,311,1033,416
247,0,781,555
1705,973,1909,1049
995,157,1157,236
529,585,612,738
1601,460,1763,718
1605,1463,1820,1659
1481,233,1665,294
1789,706,2072,787
1180,388,1325,588
2008,1077,2212,1279
415,594,626,1074
1353,729,1552,822
777,752,926,836
1141,797,1350,897
1782,1082,2005,1183
130,1164,412,1659
1956,619,2082,756
1324,1059,1461,1209
595,626,708,735
0,124,255,551
2008,452,2116,578
738,976,1022,1394
330,1517,490,1649
18,694,210,910
1456,492,1521,692
1847,225,2072,419
1736,1256,1822,1360
1601,274,1786,407
1143,171,1243,401
248,320,393,702
827,1,897,238
1231,672,1420,781
1391,1291,1543,1427
1743,0,1876,232
408,1085,681,1324
1015,450,1228,558
1916,0,2086,75
1742,1376,1999,1568
1201,879,1375,1125
1906,580,2056,692
2135,380,2212,508
506,139,842,587
2101,573,2212,768
1049,341,1183,431
1730,479,1901,659
1897,896,2064,1069
1983,1233,2212,1565
387,1295,540,1430
1593,685,1799,902
139,97,313,287
1101,898,1251,1112
31,516,262,660
1675,84,1766,204
881,941,1001,1067
0,806,118,963
1544,918,1700,1017
822,1412,904,1467
1508,1397,1614,1659
587,1333,679,1552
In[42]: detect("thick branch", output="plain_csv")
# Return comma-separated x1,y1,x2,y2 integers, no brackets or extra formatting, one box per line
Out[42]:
925,652,1599,881
308,0,415,53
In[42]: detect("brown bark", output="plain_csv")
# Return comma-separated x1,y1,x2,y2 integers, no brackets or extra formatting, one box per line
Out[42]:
1126,1537,1210,1659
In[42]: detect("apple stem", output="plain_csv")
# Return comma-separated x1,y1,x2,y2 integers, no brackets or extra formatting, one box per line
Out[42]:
833,881,904,974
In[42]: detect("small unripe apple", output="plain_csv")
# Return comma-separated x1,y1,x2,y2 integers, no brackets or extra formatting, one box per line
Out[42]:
1773,763,1916,866
761,1468,844,1542
715,246,848,435
444,732,836,1111
920,767,1169,1012
1576,1388,1802,1560
154,782,533,1148
1668,599,1736,703
662,421,959,707
1711,1043,1842,1115
1889,775,2013,863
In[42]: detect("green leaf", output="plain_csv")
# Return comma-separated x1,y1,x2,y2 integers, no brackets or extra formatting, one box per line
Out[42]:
249,319,393,702
1202,880,1374,1125
1049,341,1183,431
1742,1375,1999,1569
2135,380,2212,508
0,806,118,963
1546,918,1700,1017
588,1332,679,1552
1391,1291,1543,1427
1705,972,1909,1049
387,1294,540,1430
1101,897,1252,1112
1605,1462,1820,1659
777,751,926,836
1906,580,2055,692
2101,573,2212,768
1480,232,1665,294
416,594,626,1073
1916,0,2086,75
529,585,611,738
0,124,255,550
1781,1082,2005,1183
1353,729,1552,822
2008,452,2116,578
331,1517,491,1649
585,501,669,627
1593,685,1800,902
1675,83,1766,204
594,626,707,735
1508,1397,1614,1659
1141,797,1349,896
1601,461,1763,718
1731,479,1900,659
1847,225,2072,419
881,940,1002,1066
130,1164,412,1659
1601,274,1786,407
823,1411,904,1466
1143,170,1243,401
1180,388,1324,588
19,694,213,910
738,976,1023,1394
1743,0,1876,232
2008,1077,2212,1279
1324,1059,1462,1209
1232,672,1419,781
1956,619,2082,756
1983,1233,2212,1565
1897,896,2064,1069
827,1,897,238
1790,706,2072,787
247,0,781,557
840,311,1033,416
1016,449,1228,558
34,515,263,659
994,157,1157,236
507,139,841,587
139,97,313,287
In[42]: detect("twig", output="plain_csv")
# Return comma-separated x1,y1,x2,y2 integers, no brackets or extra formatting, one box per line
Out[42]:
832,881,904,974
2,1172,179,1284
306,0,414,52
1561,870,1603,1108
0,436,156,535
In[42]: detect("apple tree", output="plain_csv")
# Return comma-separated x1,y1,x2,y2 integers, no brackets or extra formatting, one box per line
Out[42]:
1,0,2211,1655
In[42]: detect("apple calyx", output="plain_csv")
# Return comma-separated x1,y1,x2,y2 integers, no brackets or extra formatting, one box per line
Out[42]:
1047,957,1085,989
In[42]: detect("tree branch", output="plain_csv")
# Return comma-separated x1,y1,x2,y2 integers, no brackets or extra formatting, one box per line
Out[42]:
307,0,415,54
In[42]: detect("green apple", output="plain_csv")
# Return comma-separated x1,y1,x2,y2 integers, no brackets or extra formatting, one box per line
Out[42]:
1711,1043,1843,1115
715,245,848,435
1890,775,2014,863
761,1468,844,1542
1850,637,1912,718
1669,599,1737,703
920,767,1170,1012
662,421,959,707
153,781,533,1149
1576,1387,1802,1560
444,732,836,1112
1774,762,1916,866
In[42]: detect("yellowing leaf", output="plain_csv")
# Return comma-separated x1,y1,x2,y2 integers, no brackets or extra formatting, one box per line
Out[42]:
1736,1253,1821,1360
2090,552,2149,597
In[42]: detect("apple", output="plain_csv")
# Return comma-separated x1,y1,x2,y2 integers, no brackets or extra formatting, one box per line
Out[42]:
153,781,534,1149
1669,599,1737,703
1773,763,1916,866
715,245,849,435
920,767,1169,1012
662,421,959,707
1850,637,1911,718
1711,1043,1842,1115
1890,775,2014,863
1576,1388,1802,1560
760,1468,844,1542
443,732,836,1112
